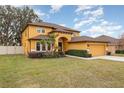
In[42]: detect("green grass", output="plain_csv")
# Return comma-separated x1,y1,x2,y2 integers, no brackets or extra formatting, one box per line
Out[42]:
0,55,124,88
112,54,124,57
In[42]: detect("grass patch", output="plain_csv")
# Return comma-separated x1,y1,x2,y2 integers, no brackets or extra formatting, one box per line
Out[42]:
0,55,124,88
112,54,124,57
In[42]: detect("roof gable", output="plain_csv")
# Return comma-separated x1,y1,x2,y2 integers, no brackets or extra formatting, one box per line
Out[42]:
95,35,119,45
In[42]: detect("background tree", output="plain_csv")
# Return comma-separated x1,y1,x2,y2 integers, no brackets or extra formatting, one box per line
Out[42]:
0,5,41,46
120,32,124,39
118,32,124,50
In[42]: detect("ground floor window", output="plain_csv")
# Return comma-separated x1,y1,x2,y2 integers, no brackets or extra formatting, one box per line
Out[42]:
36,42,52,52
36,42,41,51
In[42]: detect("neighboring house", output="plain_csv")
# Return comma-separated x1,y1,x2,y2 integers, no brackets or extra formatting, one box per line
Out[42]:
95,35,124,54
118,38,124,50
22,22,108,56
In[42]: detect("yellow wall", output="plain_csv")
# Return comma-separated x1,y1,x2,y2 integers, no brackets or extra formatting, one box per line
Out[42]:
22,26,30,55
28,25,53,38
67,42,87,50
54,32,74,49
21,24,107,56
67,42,107,56
21,25,80,55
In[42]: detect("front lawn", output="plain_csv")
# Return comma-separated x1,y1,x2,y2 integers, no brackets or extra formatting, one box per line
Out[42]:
112,54,124,57
0,55,124,88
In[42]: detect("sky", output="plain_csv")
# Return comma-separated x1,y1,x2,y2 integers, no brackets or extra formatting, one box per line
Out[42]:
26,5,124,38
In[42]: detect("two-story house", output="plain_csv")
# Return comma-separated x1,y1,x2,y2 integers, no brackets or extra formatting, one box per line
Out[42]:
22,22,108,56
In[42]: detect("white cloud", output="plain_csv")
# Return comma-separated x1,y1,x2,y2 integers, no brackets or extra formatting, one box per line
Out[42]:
59,24,66,26
84,7,104,17
83,21,122,37
74,17,96,29
50,5,64,13
74,5,123,37
74,6,104,29
75,5,95,14
33,9,49,19
34,9,45,17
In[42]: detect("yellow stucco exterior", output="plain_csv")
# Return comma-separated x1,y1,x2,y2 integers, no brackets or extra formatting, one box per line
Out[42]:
22,24,107,56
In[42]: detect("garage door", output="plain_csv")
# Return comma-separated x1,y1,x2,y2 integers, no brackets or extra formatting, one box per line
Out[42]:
89,44,105,56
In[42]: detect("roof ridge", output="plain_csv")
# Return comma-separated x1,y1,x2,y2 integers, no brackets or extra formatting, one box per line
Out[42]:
95,35,117,39
28,21,80,32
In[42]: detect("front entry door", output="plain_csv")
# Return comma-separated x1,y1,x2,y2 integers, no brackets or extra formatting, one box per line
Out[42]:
58,42,63,51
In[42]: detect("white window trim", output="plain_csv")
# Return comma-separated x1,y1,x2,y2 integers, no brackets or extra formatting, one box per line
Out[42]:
36,27,45,33
35,42,41,52
35,42,53,52
41,43,47,52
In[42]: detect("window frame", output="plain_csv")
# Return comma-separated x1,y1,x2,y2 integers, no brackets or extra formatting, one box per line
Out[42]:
35,42,52,52
36,42,41,51
36,27,45,33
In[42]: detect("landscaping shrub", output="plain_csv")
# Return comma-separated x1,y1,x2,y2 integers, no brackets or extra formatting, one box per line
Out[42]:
106,51,111,55
58,51,65,57
115,50,124,54
42,52,65,58
28,52,43,58
28,51,65,58
65,50,92,57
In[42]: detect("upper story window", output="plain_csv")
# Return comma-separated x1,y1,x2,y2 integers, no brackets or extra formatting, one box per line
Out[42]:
37,27,45,33
73,33,76,37
73,32,78,37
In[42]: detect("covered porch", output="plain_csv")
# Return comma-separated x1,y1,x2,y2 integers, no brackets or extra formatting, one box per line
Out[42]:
28,35,69,53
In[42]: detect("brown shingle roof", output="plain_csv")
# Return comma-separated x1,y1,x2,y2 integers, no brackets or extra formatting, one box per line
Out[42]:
69,36,109,43
28,35,50,40
26,22,80,33
95,35,119,45
118,39,124,45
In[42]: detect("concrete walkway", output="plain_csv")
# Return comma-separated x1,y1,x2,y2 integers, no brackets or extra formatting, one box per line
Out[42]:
66,55,124,62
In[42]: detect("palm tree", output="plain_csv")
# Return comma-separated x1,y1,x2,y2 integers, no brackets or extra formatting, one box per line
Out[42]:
40,33,59,52
49,33,59,52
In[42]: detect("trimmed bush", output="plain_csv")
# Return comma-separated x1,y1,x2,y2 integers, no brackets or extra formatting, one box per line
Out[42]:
65,50,92,58
58,51,65,57
115,50,124,54
106,52,111,55
28,52,42,58
28,51,65,58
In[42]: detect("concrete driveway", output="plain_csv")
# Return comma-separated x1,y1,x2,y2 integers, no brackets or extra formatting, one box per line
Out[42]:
96,56,124,62
66,55,124,62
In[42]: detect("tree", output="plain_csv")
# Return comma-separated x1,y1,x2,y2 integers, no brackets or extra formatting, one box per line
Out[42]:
120,33,124,39
118,32,124,50
40,33,59,52
0,5,41,46
48,33,59,52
